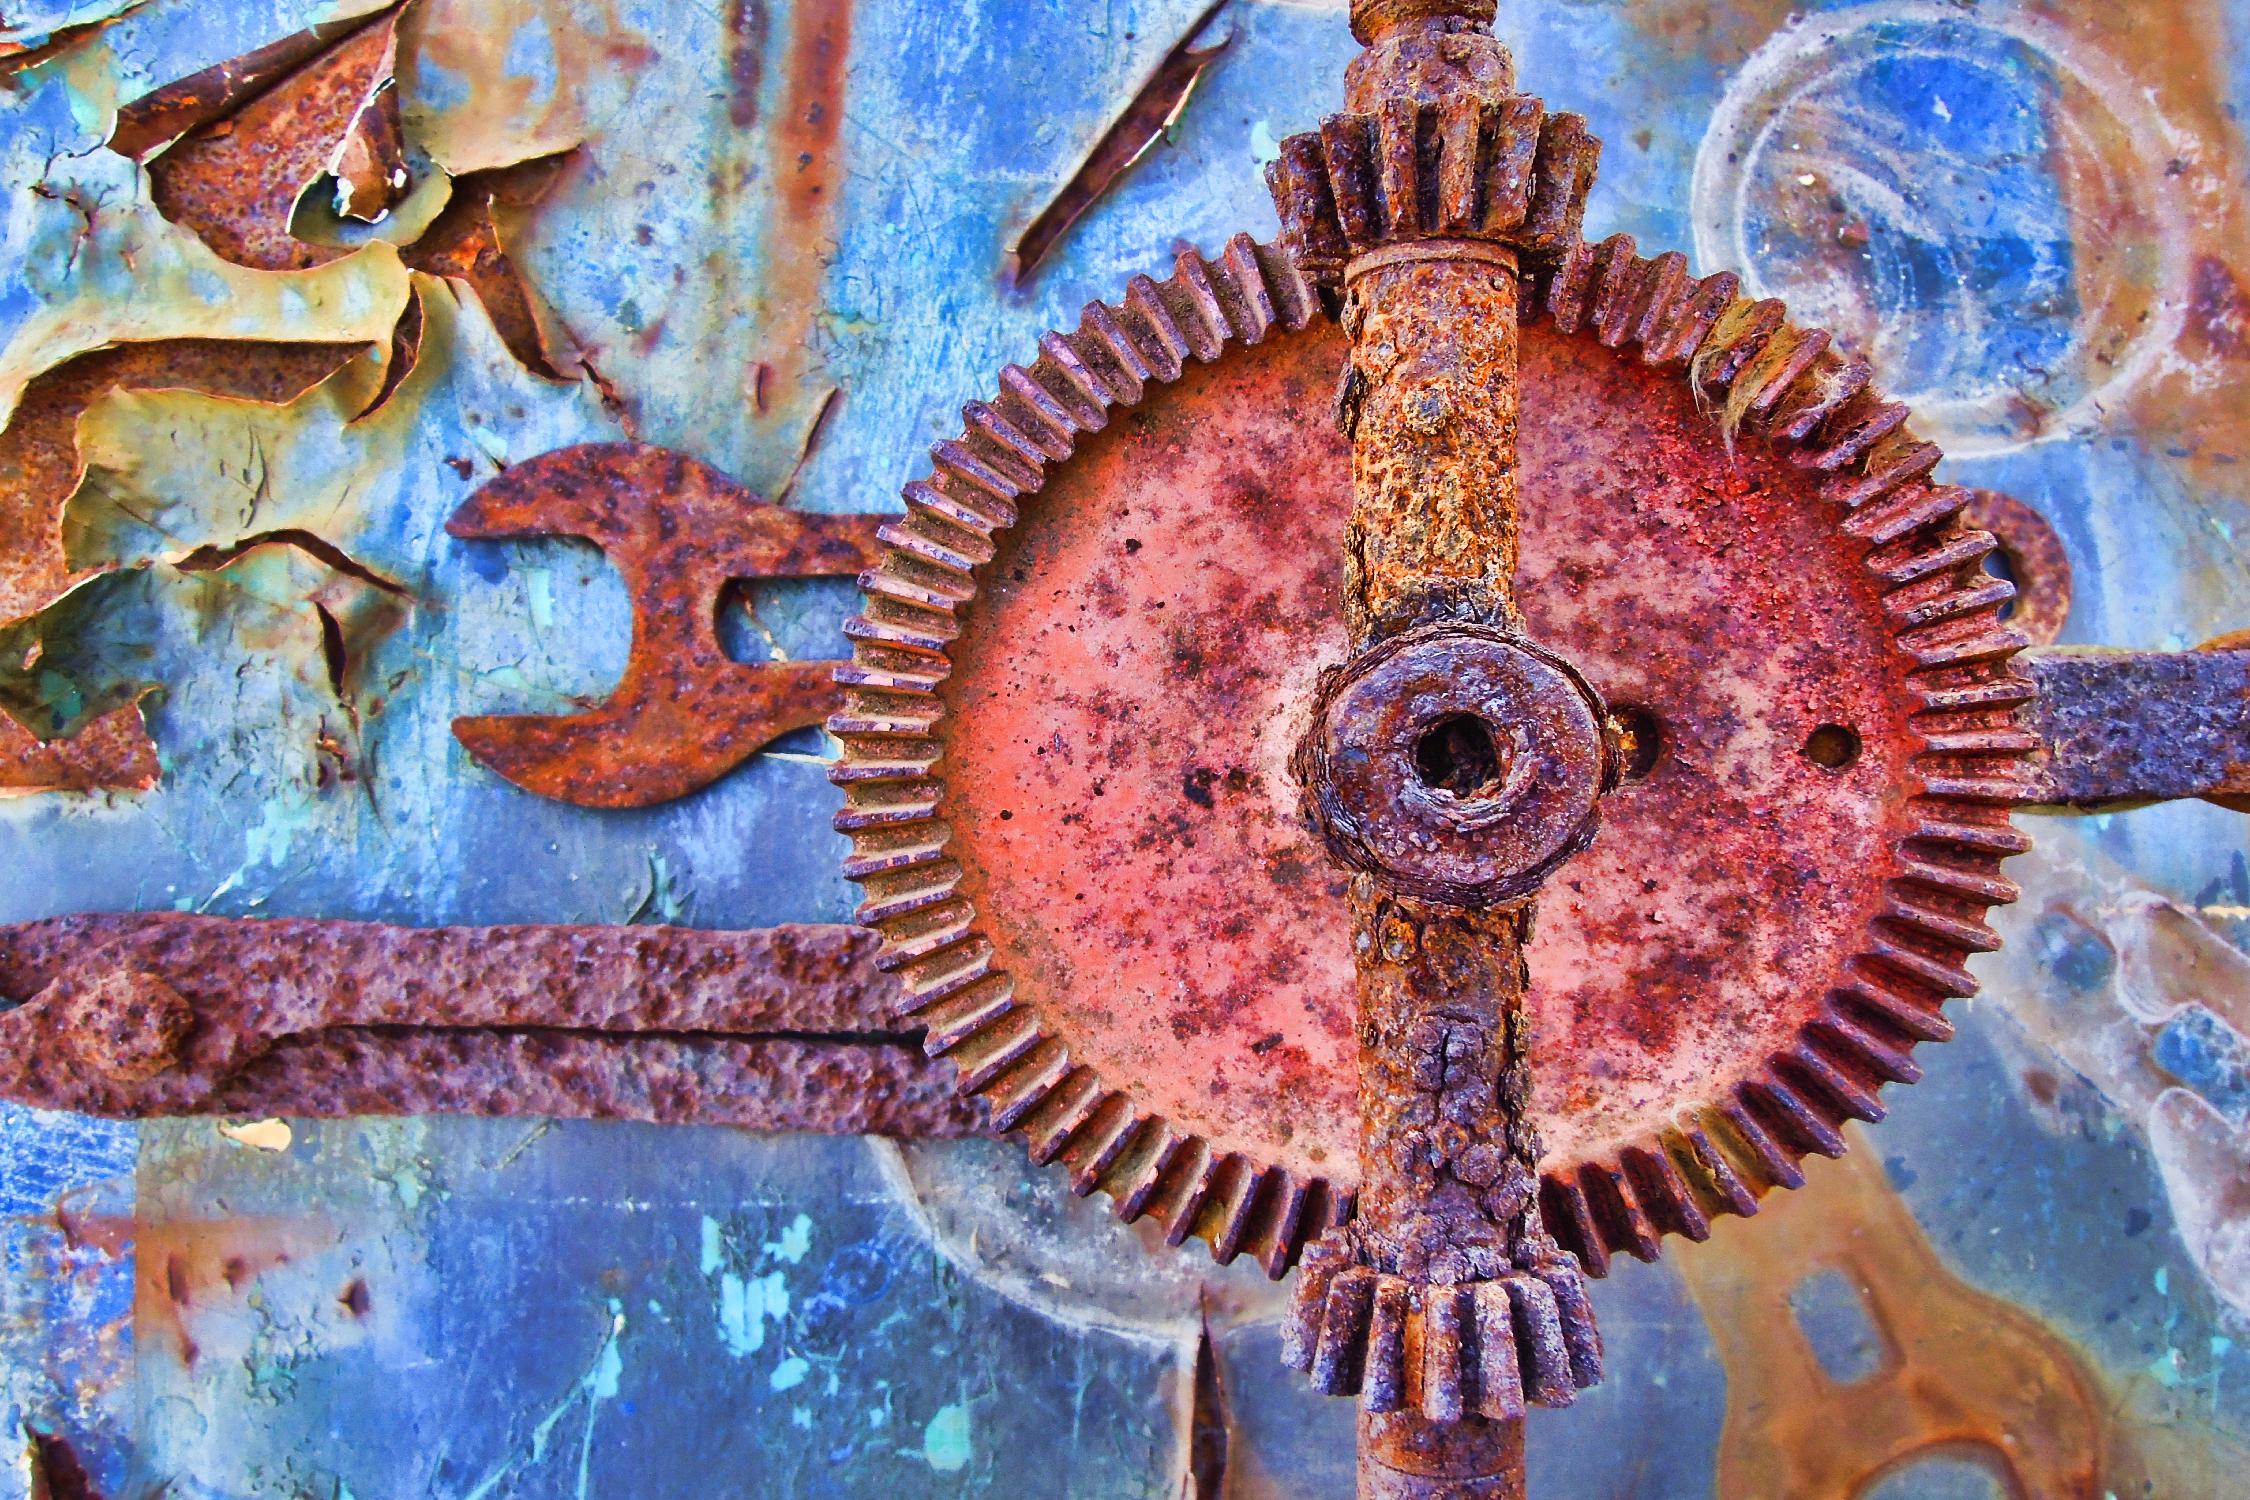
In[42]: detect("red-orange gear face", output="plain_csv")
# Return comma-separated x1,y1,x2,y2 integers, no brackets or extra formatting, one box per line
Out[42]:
832,235,2029,1279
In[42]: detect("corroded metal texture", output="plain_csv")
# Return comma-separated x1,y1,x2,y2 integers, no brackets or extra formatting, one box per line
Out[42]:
0,337,373,793
1281,893,1602,1417
2020,644,2250,807
1280,17,1606,1483
1966,488,2072,647
1295,626,1615,907
143,9,405,272
0,911,981,1136
448,441,884,807
1335,252,1525,634
830,227,2033,1278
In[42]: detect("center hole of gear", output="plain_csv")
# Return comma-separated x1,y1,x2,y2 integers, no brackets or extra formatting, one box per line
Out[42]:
1413,714,1506,798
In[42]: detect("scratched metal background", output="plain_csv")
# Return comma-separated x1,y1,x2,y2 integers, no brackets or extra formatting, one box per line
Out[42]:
0,0,2247,1495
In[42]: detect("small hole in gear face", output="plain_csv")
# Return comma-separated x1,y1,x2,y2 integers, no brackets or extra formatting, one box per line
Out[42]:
1803,723,1862,771
1413,713,1506,798
1613,705,1664,781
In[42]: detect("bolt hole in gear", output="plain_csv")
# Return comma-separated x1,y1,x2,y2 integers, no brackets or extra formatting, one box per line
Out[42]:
822,0,2185,1494
1610,705,1664,781
1803,723,1864,771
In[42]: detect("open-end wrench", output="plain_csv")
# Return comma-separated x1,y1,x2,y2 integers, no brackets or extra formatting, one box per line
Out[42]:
448,442,886,808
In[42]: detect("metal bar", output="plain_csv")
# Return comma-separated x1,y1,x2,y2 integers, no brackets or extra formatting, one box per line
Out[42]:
2020,646,2250,808
0,912,983,1136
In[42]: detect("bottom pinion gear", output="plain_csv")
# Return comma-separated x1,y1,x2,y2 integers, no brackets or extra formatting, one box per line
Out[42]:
1282,1231,1601,1419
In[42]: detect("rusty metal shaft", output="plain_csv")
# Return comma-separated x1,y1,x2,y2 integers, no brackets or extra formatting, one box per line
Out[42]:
1290,5,1606,1496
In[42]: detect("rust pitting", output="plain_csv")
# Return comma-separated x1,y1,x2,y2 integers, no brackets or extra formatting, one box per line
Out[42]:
0,912,982,1137
447,441,887,808
141,10,409,272
827,212,2037,1285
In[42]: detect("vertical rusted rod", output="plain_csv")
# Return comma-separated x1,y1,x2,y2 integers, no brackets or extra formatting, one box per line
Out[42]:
1341,4,1532,1495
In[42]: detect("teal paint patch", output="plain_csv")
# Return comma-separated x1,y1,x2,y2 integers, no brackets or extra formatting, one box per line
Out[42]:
921,1402,972,1474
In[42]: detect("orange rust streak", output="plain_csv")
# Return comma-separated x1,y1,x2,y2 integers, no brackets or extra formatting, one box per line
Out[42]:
130,1215,332,1367
748,0,851,452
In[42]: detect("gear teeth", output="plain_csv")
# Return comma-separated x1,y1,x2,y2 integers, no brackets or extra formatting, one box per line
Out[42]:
1482,94,1545,234
1586,233,1643,347
1846,475,1967,544
1204,1155,1264,1263
1539,1173,1608,1277
1627,251,1691,351
1269,95,1595,287
1109,1120,1182,1220
980,1039,1072,1131
1717,1097,1807,1191
1692,297,1787,390
1840,963,1957,1043
1750,1072,1852,1157
1802,390,1913,471
1363,1275,1412,1410
1579,1160,1661,1262
1282,1234,1354,1369
1783,1037,1888,1123
1434,95,1481,233
1284,1258,1599,1416
1421,1282,1469,1421
1375,97,1422,238
842,228,2038,1279
1828,438,1945,511
1540,238,1599,333
1059,1094,1138,1194
1123,274,1190,381
1522,112,1600,254
831,239,1348,1271
1678,1124,1760,1219
1735,325,1831,419
1813,1008,1922,1086
1623,1141,1711,1242
1310,1267,1377,1394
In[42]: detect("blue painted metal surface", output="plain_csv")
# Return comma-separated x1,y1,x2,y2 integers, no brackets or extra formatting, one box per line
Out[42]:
0,0,2246,1494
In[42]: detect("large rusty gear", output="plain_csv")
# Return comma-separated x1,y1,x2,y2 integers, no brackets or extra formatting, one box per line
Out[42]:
829,221,2032,1295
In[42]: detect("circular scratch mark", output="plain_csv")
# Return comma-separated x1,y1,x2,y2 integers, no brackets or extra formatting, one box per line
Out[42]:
1691,2,2190,457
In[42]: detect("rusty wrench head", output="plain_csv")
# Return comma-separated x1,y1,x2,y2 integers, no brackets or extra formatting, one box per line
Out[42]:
446,441,884,808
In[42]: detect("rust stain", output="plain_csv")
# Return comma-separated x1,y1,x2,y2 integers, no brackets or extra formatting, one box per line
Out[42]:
1606,0,1796,67
738,0,851,484
724,0,771,130
0,338,371,792
132,1213,328,1367
1674,1135,2246,1500
1004,0,1234,286
144,13,405,272
1677,1142,2104,1496
446,442,885,808
25,1428,105,1500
